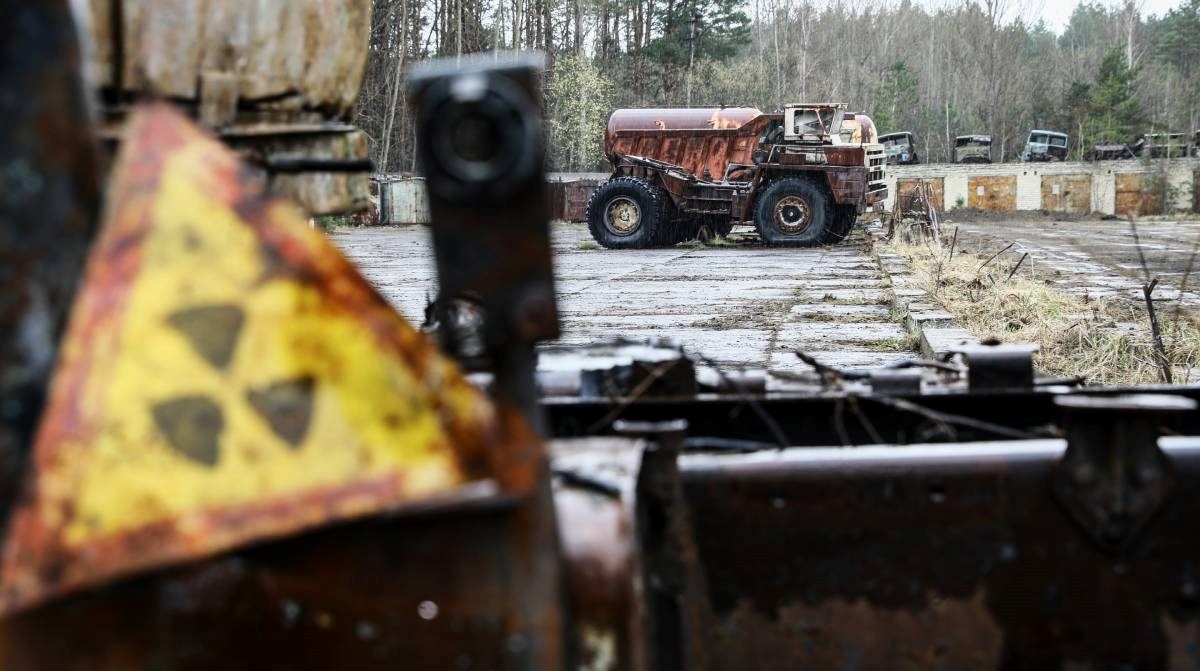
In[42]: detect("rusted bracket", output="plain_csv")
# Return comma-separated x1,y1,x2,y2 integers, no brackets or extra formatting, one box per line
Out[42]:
957,344,1039,392
1053,394,1197,553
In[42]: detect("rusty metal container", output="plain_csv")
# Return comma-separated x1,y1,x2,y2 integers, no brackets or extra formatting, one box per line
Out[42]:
604,108,773,183
547,173,608,222
377,177,431,225
605,107,763,136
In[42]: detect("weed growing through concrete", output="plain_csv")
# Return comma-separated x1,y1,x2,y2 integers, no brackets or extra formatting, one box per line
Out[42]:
576,240,601,250
888,239,1200,385
874,334,922,352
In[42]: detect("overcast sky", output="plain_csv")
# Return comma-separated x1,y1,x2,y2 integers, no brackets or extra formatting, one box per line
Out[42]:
923,0,1187,33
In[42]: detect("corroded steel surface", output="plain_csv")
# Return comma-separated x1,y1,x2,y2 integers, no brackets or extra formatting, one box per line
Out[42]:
1041,174,1092,214
82,0,375,215
85,0,372,118
608,121,776,182
0,0,102,522
1116,173,1164,216
0,105,520,614
678,440,1200,667
552,437,648,671
968,175,1017,211
0,495,566,670
606,108,762,135
605,109,771,182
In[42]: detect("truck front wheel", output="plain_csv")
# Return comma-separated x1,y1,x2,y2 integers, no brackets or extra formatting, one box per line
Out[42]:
754,178,831,247
586,177,672,249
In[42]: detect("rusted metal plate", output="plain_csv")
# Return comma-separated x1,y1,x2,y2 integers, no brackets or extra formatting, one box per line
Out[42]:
677,440,1200,667
87,0,371,117
967,175,1017,211
82,1,375,215
0,0,102,520
563,179,602,222
552,437,649,671
0,493,566,670
898,177,945,211
1041,174,1092,214
1116,173,1164,216
0,104,518,614
605,108,762,139
607,114,777,184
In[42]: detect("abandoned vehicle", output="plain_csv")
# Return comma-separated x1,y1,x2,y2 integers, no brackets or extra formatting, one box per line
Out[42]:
879,131,920,165
586,103,887,249
1022,129,1070,162
954,134,993,163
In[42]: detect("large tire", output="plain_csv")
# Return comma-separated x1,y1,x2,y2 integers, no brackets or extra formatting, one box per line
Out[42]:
753,177,831,247
586,177,673,249
823,205,858,243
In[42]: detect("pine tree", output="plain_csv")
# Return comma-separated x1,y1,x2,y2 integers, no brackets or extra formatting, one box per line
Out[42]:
645,0,750,103
872,60,920,135
1084,48,1144,144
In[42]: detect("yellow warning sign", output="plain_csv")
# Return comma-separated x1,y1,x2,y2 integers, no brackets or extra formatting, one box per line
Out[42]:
0,104,513,612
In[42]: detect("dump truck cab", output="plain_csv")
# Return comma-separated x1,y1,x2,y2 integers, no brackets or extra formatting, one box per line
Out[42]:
879,131,919,165
785,104,842,141
589,102,886,249
1023,129,1069,162
954,135,992,163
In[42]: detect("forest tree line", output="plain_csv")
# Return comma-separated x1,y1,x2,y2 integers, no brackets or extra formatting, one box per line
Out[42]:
355,0,1200,172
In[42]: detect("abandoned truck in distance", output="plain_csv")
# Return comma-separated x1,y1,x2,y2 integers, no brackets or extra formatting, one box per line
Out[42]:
586,103,887,248
879,131,920,165
954,135,993,163
1022,129,1070,162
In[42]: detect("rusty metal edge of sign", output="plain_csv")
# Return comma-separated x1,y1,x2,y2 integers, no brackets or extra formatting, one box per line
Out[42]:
0,103,542,615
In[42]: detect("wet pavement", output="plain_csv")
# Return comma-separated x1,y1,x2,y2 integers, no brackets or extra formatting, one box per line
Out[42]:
332,223,917,373
946,216,1200,310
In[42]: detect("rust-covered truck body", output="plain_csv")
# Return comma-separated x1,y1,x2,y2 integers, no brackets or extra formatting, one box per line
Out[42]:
587,104,887,248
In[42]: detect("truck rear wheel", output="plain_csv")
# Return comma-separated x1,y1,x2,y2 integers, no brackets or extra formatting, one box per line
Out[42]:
753,178,831,247
586,177,672,249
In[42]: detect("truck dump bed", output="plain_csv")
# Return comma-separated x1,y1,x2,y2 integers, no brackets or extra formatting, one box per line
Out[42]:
605,108,777,182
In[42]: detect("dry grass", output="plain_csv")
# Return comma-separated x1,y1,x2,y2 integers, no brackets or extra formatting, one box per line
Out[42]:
887,238,1200,385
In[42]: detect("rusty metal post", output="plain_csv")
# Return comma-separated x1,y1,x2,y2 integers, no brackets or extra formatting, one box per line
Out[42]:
0,0,101,523
614,419,708,671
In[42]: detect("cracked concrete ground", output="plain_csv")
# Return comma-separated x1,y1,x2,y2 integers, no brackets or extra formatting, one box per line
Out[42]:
332,222,917,374
946,216,1200,309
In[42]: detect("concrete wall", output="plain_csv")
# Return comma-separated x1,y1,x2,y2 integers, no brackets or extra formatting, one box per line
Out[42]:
886,159,1199,215
374,163,1199,225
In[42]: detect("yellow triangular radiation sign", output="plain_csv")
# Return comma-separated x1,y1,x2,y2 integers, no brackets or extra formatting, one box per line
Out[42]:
0,104,517,613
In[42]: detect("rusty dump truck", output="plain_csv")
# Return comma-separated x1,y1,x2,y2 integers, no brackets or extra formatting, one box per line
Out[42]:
586,104,887,248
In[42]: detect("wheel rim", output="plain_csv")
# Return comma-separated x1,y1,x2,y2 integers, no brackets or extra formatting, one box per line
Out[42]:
774,195,812,235
604,197,642,236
